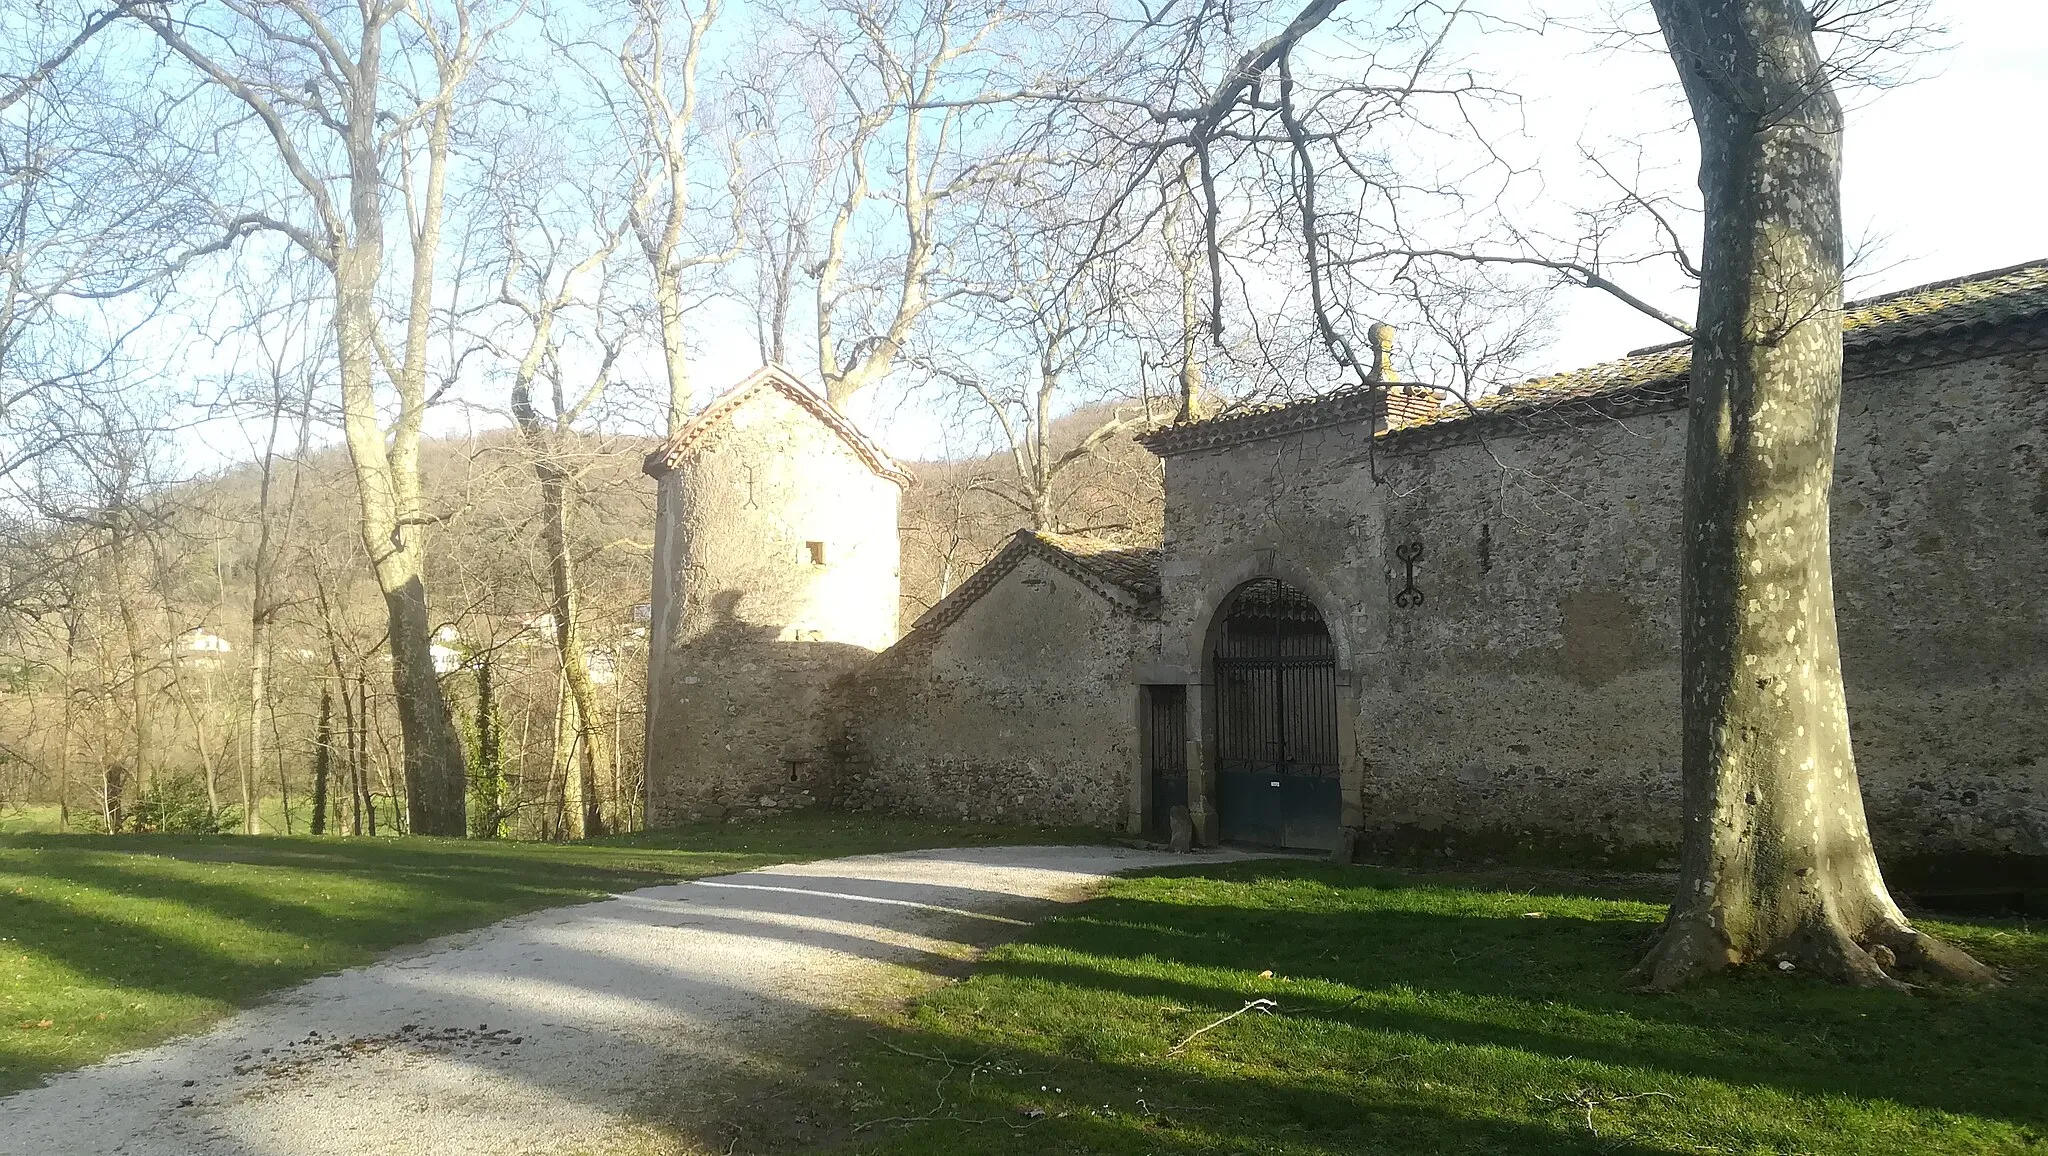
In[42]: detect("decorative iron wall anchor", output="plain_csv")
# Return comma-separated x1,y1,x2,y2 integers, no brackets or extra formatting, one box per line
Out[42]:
1395,541,1425,608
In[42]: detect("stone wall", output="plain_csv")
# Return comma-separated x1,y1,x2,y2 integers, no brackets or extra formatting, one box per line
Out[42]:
637,308,2046,863
1366,410,1688,858
644,386,902,825
1152,420,1390,842
841,551,1155,828
1366,347,2048,861
1151,348,2048,862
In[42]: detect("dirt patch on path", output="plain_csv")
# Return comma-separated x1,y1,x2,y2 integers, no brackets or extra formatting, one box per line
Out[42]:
0,844,1254,1156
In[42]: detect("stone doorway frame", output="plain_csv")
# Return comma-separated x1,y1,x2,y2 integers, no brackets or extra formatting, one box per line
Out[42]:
1178,553,1363,854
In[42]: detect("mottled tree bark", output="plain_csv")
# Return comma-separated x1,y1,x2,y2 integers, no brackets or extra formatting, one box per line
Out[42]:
107,526,148,801
1631,0,1994,990
357,671,376,837
245,396,294,835
470,653,506,839
243,639,268,835
56,611,77,830
1165,186,1207,423
330,101,468,838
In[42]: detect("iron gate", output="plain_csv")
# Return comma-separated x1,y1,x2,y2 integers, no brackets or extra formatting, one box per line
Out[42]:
1213,579,1340,850
1145,684,1189,837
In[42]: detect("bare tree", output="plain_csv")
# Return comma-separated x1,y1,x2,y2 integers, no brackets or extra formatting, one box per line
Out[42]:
780,0,1050,411
1624,0,1990,990
215,265,321,834
140,0,517,834
2,5,194,517
728,47,836,367
609,0,737,433
0,0,149,115
486,167,628,839
26,390,183,828
1160,175,1210,422
912,191,1167,532
1047,0,1982,988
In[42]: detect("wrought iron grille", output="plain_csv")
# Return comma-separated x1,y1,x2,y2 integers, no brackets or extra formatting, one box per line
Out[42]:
1212,578,1342,850
1214,580,1339,780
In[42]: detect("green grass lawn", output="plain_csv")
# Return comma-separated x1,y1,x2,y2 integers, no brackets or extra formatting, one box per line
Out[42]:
0,795,403,835
0,805,62,834
829,860,2047,1156
0,812,1106,1094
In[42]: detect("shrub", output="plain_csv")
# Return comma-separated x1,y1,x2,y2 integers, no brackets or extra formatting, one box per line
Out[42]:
130,774,240,834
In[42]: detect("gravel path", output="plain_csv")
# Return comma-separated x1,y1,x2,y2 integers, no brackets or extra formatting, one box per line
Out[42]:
0,844,1253,1156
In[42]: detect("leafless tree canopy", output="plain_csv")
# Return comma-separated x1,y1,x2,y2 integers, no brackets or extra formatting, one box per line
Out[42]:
0,0,1956,858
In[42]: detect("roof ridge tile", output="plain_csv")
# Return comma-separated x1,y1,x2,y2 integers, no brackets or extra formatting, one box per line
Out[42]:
643,365,913,486
1140,258,2048,457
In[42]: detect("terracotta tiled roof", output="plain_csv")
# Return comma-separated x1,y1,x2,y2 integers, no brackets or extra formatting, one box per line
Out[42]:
1141,259,2048,457
881,530,1160,663
643,364,913,486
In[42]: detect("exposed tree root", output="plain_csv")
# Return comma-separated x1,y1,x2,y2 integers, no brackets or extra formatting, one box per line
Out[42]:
1865,921,2003,986
1630,909,2001,993
1778,918,1911,992
1626,912,1739,993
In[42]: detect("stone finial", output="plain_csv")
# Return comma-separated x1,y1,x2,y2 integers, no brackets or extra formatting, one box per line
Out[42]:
1367,322,1400,384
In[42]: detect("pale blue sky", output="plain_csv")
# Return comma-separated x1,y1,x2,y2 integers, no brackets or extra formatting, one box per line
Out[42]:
159,0,2048,467
1502,0,2048,376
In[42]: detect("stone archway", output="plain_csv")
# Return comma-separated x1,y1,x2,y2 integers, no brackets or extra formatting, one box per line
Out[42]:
1209,578,1342,850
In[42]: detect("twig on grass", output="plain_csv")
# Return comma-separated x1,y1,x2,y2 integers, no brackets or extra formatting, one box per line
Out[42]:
857,1034,1019,1132
1541,1086,1678,1137
1359,1052,1415,1075
1165,999,1278,1056
851,1109,1045,1134
869,1037,955,1065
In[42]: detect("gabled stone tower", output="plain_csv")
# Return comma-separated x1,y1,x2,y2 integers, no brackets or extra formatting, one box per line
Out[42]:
641,365,910,825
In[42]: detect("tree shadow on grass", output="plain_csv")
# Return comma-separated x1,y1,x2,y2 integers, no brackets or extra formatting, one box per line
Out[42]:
5,855,613,950
0,844,1085,1099
655,1004,1696,1156
968,862,2048,1133
3,852,1035,1015
0,832,715,882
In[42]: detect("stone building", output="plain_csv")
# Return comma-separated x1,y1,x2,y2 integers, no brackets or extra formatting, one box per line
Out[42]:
1133,259,2048,863
642,261,2048,874
844,530,1161,829
641,365,909,825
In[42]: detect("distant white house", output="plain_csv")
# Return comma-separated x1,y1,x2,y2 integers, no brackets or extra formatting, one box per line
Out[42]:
165,629,233,668
431,624,463,674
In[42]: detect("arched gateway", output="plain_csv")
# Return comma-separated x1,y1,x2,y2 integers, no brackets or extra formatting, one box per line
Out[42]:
1210,578,1342,850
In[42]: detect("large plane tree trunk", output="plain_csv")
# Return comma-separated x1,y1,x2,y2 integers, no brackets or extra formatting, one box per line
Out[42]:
334,243,468,837
1630,0,1994,990
142,1,474,838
